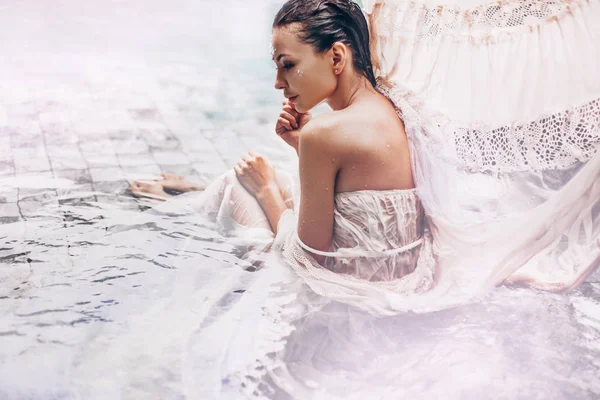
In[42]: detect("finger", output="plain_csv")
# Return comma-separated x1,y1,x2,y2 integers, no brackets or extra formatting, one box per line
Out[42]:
237,159,248,170
277,117,293,132
282,109,299,123
282,104,298,115
242,153,254,164
280,112,298,129
248,151,262,159
233,165,242,176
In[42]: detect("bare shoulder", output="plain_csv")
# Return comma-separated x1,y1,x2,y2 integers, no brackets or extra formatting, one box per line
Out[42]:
298,112,344,150
299,93,405,155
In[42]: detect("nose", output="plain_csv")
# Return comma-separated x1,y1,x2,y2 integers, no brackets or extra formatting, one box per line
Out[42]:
274,70,287,90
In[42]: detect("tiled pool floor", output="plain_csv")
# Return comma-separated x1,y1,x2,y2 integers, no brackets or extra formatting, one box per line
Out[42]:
0,0,298,222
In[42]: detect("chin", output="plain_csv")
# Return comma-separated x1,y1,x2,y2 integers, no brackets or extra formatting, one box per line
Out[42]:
295,104,307,113
294,100,315,114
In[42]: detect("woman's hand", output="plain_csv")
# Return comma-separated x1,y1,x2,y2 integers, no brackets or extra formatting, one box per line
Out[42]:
275,100,311,152
234,152,278,199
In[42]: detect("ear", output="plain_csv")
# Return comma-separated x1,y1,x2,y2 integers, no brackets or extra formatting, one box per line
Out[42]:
330,42,348,75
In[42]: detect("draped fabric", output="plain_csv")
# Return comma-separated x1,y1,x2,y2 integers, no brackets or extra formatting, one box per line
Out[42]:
361,0,600,293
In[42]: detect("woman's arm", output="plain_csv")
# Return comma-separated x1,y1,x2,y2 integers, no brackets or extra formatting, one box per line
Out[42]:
233,152,289,235
296,121,339,263
255,183,290,235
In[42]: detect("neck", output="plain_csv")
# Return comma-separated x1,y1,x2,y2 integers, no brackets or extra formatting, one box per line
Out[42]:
326,72,376,111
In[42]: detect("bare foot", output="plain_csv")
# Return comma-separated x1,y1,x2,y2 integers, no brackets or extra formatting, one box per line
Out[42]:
129,181,173,201
157,173,204,193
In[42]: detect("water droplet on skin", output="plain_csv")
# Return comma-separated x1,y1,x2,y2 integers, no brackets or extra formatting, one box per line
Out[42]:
387,144,391,148
351,166,356,170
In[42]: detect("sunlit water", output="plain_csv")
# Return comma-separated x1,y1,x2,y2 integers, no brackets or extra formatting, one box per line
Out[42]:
1,1,600,399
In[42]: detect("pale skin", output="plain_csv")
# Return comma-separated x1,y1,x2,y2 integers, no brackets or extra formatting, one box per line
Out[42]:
131,23,414,263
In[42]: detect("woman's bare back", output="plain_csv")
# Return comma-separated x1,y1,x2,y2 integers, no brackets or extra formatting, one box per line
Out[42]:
316,92,414,194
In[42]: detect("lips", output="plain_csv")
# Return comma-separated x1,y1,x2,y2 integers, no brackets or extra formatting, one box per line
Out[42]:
287,95,299,102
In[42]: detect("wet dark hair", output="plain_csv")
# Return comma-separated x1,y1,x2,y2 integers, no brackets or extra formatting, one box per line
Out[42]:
273,0,377,88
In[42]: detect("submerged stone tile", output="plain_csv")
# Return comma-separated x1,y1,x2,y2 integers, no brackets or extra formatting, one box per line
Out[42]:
14,151,51,174
121,165,162,181
89,167,126,183
80,139,115,155
152,151,190,166
0,202,20,218
55,184,94,199
93,180,129,195
17,188,57,203
113,138,150,155
47,147,87,170
0,161,15,176
116,153,156,168
85,153,120,168
18,198,58,218
54,169,92,185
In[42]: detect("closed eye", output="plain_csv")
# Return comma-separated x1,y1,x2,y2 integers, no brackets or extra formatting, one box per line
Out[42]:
276,63,294,71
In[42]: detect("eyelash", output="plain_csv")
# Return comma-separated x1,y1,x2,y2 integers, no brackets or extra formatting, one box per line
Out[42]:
276,64,294,71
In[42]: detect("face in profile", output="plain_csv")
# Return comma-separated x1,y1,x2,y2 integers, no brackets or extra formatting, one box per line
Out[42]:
271,24,337,113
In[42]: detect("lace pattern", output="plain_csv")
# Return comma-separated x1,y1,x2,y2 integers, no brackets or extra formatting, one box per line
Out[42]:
450,98,600,172
367,0,577,41
379,84,600,172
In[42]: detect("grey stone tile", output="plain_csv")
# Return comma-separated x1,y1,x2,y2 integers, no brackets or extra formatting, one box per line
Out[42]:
138,128,177,149
44,128,80,147
112,137,150,155
117,153,156,167
0,146,13,163
57,195,97,207
89,167,126,183
121,165,162,181
0,161,15,176
80,139,115,155
0,106,6,127
47,146,87,170
152,151,190,166
18,198,58,218
10,134,45,150
129,108,161,122
54,169,92,185
55,183,94,199
158,165,198,177
0,190,18,203
0,202,20,218
0,216,20,224
7,120,42,138
84,153,120,168
93,180,129,195
5,101,38,119
17,188,57,203
38,110,73,126
13,148,51,174
192,159,228,178
0,134,11,149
